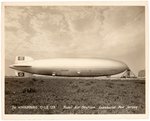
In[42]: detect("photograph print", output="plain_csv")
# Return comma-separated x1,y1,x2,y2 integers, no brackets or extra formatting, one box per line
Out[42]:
3,2,147,116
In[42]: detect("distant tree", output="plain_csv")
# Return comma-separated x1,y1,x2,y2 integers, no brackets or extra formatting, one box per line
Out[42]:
138,70,145,77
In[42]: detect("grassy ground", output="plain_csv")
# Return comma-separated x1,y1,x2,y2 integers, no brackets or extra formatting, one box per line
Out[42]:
5,76,145,114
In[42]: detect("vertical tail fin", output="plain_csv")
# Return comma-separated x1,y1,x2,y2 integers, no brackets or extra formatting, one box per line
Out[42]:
14,56,33,77
15,71,25,77
15,56,33,64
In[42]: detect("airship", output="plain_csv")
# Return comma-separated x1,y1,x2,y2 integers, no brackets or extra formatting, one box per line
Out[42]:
9,56,129,77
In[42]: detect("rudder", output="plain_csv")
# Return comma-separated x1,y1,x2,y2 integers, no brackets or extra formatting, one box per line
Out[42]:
15,56,33,64
14,56,33,77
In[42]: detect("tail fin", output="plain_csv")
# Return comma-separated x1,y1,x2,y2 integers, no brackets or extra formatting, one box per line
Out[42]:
15,56,33,64
15,56,33,77
15,71,25,77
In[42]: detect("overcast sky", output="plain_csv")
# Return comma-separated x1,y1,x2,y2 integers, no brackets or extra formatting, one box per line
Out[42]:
5,6,145,76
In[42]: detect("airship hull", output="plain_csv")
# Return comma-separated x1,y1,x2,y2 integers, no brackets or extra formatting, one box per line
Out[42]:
10,58,128,77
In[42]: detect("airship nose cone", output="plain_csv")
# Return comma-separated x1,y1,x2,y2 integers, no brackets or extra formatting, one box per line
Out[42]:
118,61,129,71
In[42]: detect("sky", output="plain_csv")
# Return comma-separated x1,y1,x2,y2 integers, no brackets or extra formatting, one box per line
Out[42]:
4,6,145,76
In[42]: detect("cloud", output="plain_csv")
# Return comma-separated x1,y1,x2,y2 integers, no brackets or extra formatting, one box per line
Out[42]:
5,6,145,76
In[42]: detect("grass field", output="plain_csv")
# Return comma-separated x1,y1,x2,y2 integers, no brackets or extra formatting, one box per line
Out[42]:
5,76,145,114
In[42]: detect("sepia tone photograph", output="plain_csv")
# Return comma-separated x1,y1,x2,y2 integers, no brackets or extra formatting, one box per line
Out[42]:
2,1,148,119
